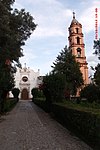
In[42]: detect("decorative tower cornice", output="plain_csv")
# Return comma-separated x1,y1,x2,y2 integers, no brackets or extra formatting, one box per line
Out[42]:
70,12,82,28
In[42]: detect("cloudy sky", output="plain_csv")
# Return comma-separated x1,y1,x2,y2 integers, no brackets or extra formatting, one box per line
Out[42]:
14,0,100,76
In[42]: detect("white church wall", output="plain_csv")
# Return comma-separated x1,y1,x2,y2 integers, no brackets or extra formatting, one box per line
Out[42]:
9,65,42,99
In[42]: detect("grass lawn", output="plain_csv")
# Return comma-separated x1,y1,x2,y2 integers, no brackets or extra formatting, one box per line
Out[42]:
55,100,100,114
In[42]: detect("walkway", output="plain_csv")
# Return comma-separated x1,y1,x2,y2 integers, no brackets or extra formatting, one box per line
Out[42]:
0,100,92,150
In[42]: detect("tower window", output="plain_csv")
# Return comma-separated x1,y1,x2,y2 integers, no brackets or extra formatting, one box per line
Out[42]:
22,76,28,82
77,48,81,57
76,28,78,33
77,37,80,44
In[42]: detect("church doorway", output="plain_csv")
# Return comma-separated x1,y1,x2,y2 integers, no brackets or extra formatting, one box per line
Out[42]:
21,88,29,100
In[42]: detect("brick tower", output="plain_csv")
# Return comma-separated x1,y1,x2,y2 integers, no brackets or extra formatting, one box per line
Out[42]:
68,12,89,85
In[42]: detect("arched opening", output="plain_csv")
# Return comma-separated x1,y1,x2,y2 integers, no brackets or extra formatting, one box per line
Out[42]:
77,48,81,57
76,37,80,44
21,88,29,100
76,28,79,33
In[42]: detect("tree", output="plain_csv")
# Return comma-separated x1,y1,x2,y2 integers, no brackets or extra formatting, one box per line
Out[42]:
42,73,66,102
0,0,36,111
31,88,39,101
12,88,20,101
80,84,100,103
93,39,100,88
94,64,100,87
94,39,100,59
52,46,84,95
0,1,36,65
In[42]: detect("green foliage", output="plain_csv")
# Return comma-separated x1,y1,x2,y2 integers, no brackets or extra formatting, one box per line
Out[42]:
0,0,15,10
33,98,51,113
0,64,15,91
52,103,100,149
80,84,100,103
11,88,20,99
52,46,84,95
94,64,100,87
0,1,37,64
93,39,100,90
1,98,17,113
33,98,100,149
41,46,84,103
31,88,39,101
43,73,66,102
94,39,100,59
31,88,44,102
0,0,36,106
57,100,100,113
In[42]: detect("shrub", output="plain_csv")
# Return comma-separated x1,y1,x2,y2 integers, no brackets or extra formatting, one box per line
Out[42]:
42,73,66,103
52,104,100,149
31,88,39,101
80,84,100,103
0,98,17,113
33,98,51,113
12,88,20,101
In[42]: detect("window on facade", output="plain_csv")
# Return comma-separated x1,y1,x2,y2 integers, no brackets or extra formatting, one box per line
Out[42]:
77,37,80,44
22,76,28,82
76,28,78,33
77,48,81,57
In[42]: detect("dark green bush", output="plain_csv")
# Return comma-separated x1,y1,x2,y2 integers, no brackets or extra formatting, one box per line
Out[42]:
42,73,66,103
33,98,51,112
80,84,100,103
12,88,20,101
52,104,100,150
1,98,17,113
31,88,43,101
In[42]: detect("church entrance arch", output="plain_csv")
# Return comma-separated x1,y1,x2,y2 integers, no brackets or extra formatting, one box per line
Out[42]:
21,88,29,100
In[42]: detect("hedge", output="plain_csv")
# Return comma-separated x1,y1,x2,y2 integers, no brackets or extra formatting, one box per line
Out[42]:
0,98,17,113
33,98,51,112
33,99,100,149
52,104,100,150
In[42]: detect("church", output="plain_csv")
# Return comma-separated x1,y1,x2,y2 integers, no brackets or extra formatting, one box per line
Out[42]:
10,64,42,100
68,12,89,86
10,12,89,99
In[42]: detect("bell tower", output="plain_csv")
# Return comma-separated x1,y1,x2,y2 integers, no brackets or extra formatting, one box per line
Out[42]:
68,12,89,85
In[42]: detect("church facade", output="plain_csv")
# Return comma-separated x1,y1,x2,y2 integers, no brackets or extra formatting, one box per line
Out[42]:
10,64,42,100
68,12,89,86
10,12,89,99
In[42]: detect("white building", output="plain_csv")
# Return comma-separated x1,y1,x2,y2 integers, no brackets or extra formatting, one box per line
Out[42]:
10,64,42,100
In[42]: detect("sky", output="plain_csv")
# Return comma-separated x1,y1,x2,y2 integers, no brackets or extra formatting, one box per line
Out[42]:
13,0,100,76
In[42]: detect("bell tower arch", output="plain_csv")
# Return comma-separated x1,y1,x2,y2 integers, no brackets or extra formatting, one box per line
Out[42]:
68,12,89,85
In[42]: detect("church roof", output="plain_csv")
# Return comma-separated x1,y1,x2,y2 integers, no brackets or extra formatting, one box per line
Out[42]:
71,12,80,25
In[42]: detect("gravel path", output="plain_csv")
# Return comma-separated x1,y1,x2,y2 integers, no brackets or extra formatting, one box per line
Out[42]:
0,100,92,150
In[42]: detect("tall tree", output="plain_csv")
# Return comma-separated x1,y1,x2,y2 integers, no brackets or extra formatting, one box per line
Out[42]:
94,64,100,87
52,46,84,95
42,73,66,102
0,0,36,111
94,39,100,59
93,39,100,87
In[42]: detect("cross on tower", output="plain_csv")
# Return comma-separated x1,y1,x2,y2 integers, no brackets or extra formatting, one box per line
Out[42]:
73,12,75,19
